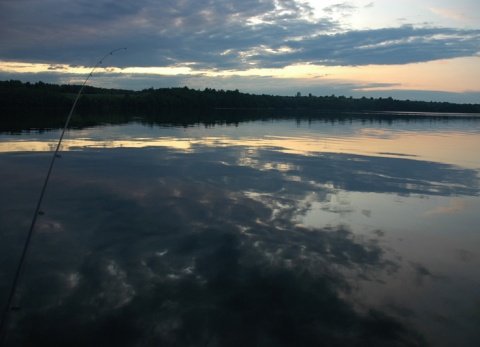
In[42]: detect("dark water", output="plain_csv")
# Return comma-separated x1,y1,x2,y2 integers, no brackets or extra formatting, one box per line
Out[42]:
1,114,479,346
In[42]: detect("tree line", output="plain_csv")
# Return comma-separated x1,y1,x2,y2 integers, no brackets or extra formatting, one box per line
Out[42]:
1,79,479,114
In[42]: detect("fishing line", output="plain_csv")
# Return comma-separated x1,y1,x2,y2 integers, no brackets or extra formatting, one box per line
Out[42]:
0,47,126,344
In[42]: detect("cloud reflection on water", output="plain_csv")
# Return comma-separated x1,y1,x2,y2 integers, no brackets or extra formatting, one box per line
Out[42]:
2,120,480,170
1,120,479,346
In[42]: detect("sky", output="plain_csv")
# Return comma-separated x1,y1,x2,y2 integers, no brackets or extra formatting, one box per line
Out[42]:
0,0,479,103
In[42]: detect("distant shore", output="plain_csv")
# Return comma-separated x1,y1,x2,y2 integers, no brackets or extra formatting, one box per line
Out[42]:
2,80,479,115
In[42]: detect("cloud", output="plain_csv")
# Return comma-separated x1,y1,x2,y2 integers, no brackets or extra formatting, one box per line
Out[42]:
270,25,480,67
1,0,479,71
322,1,358,18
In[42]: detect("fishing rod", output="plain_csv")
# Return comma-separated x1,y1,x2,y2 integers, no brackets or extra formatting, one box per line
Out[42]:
0,47,126,344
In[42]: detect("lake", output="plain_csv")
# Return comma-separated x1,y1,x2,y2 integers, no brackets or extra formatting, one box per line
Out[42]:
1,112,479,346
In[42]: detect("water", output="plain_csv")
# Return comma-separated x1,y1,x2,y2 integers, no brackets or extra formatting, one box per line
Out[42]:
1,113,479,346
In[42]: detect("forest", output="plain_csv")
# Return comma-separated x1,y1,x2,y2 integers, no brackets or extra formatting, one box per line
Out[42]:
2,79,479,115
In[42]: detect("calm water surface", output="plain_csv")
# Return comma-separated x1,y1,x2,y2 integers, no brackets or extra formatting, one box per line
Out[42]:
1,114,479,346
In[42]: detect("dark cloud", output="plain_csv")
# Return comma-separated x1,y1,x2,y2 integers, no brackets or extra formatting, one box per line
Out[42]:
1,0,478,70
47,65,67,71
256,25,480,67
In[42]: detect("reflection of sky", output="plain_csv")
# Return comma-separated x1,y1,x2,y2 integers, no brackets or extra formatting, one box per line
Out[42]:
2,118,480,169
1,118,480,346
302,193,480,236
